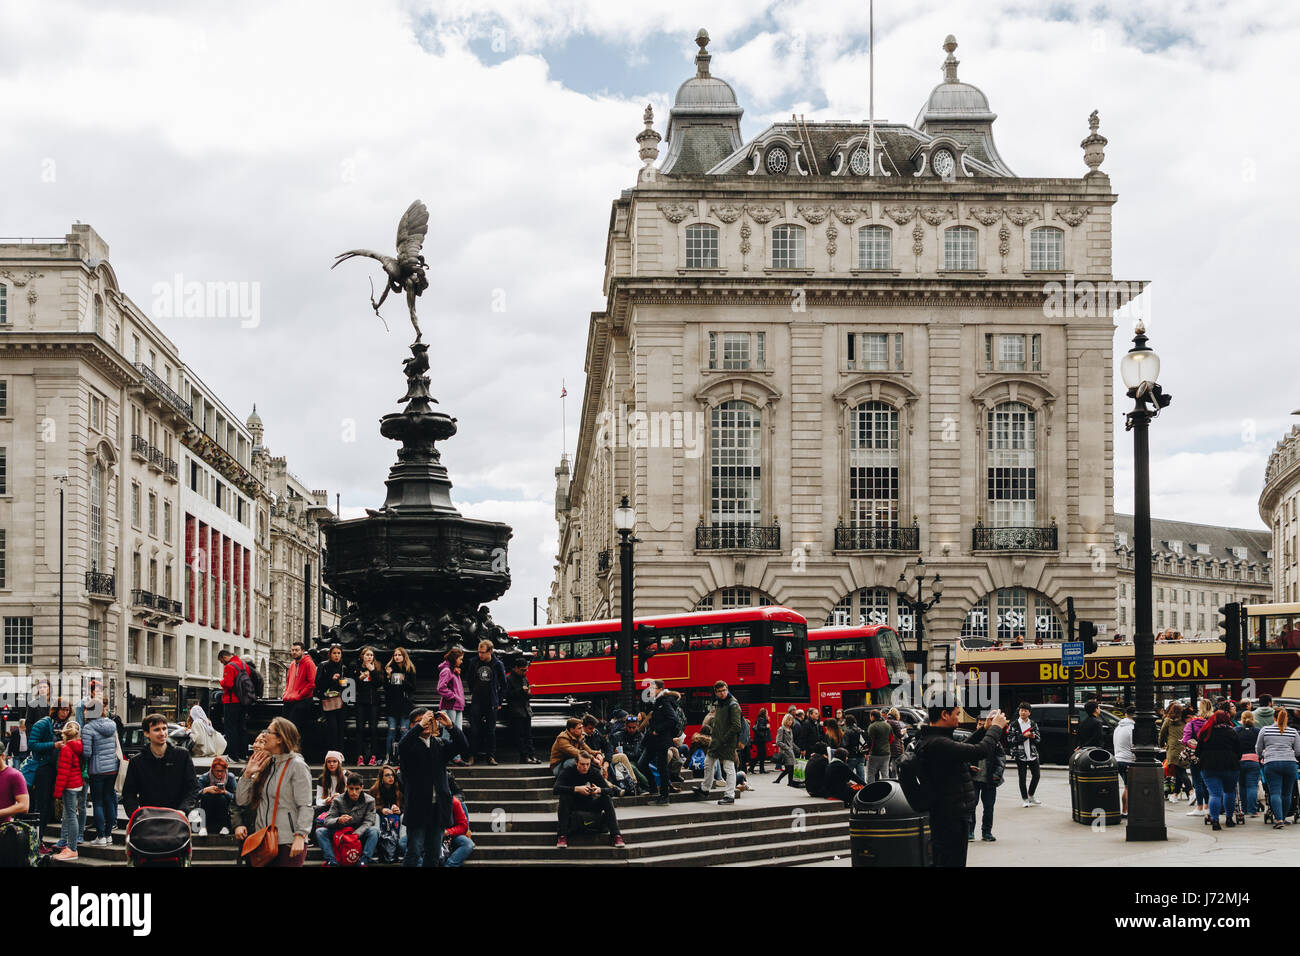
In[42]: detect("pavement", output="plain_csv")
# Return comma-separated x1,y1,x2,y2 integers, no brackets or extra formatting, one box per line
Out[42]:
803,767,1297,866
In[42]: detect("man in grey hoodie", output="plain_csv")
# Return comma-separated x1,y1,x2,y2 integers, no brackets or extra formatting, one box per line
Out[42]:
316,772,378,865
1255,695,1276,728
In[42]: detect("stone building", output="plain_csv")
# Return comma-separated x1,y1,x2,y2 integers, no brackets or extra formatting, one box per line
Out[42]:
551,32,1129,667
1260,425,1300,604
1113,514,1271,641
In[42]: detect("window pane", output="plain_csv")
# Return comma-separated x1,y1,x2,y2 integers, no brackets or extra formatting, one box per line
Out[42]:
686,223,719,269
858,226,891,269
1029,227,1063,270
944,226,978,270
771,225,805,268
987,402,1036,526
722,333,750,370
863,333,890,370
999,334,1026,371
711,401,762,534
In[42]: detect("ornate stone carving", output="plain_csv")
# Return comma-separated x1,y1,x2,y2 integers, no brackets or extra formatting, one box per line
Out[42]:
883,205,916,225
710,203,743,223
919,206,954,226
967,206,1002,226
912,221,924,256
1081,109,1108,175
636,103,661,178
826,223,838,266
739,222,752,257
1054,206,1091,227
1003,207,1041,226
796,204,829,224
745,204,781,224
998,222,1011,272
657,202,697,223
831,205,865,225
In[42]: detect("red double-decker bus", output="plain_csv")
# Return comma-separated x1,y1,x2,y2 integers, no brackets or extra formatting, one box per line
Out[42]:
508,606,810,736
805,625,908,718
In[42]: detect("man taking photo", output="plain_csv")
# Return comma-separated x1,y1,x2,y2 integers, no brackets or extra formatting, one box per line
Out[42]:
915,705,1008,867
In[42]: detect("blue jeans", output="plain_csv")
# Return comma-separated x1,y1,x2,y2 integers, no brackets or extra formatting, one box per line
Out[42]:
316,826,379,864
1239,761,1262,814
385,714,409,761
1191,765,1209,806
402,822,444,867
59,789,86,850
1204,770,1237,820
444,834,474,867
1263,761,1298,821
90,774,117,839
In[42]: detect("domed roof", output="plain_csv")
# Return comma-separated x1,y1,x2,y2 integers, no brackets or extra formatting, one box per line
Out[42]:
674,73,740,110
914,36,996,127
246,403,262,428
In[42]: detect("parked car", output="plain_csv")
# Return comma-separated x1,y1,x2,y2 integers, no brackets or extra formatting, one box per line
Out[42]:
1029,703,1119,765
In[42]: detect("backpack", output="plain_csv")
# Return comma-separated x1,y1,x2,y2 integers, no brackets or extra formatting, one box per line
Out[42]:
234,660,262,706
0,820,38,868
689,748,706,772
739,717,751,748
897,739,934,812
611,762,637,795
376,814,402,864
668,700,686,738
332,827,363,866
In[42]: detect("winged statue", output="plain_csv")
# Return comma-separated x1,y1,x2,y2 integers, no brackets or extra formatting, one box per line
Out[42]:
333,200,431,343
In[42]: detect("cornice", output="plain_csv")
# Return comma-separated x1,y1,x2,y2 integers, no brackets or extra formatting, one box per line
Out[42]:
0,332,139,389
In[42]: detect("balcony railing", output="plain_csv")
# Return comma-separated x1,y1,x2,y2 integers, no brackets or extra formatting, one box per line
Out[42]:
696,522,781,551
149,446,165,470
972,524,1058,551
131,433,149,460
163,457,178,479
134,362,192,418
85,569,116,597
835,523,920,551
597,549,612,573
130,588,157,609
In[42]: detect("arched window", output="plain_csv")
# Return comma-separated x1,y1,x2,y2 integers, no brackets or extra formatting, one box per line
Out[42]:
711,400,762,547
986,402,1036,527
685,223,719,269
962,588,1064,643
695,587,774,612
849,402,899,529
1029,226,1063,270
944,225,978,270
858,225,891,269
771,224,805,269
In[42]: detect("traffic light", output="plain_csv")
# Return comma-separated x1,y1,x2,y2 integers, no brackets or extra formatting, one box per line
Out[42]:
1219,602,1241,660
1078,620,1098,655
637,625,656,674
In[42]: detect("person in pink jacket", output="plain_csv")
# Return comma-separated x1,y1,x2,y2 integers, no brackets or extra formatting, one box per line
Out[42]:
1182,700,1212,817
438,648,467,765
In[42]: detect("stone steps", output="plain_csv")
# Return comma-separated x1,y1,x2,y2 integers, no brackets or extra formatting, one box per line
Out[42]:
472,819,847,860
468,834,851,867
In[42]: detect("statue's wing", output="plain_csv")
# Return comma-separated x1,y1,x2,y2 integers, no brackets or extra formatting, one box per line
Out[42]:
395,200,429,260
331,249,390,269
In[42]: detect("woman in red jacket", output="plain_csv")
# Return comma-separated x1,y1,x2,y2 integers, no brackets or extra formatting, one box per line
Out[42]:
52,720,86,861
442,792,474,867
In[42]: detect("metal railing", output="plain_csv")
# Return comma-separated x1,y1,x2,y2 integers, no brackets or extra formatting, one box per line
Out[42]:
972,525,1058,551
85,570,116,596
164,457,178,479
131,434,150,459
130,588,157,608
696,522,781,551
597,549,612,573
134,362,192,418
149,446,165,470
835,523,920,551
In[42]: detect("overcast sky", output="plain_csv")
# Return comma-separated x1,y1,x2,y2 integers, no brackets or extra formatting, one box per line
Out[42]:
2,0,1295,627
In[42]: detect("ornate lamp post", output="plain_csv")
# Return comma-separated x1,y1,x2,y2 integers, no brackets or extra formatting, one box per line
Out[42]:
613,495,638,713
896,557,944,694
1121,320,1171,842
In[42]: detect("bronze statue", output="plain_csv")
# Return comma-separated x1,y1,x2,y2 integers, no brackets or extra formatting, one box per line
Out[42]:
333,199,431,342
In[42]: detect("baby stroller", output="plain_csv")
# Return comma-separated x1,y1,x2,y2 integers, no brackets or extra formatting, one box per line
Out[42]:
125,807,192,867
1261,777,1300,825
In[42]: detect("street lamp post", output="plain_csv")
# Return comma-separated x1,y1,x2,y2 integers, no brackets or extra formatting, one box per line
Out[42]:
613,495,638,714
55,473,68,702
1121,319,1171,843
896,557,943,698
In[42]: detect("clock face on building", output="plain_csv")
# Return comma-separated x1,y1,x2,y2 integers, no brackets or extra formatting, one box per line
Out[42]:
766,146,789,175
849,148,870,175
932,149,955,178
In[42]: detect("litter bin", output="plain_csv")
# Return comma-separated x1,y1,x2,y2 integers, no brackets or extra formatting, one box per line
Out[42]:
1069,747,1121,825
850,779,931,867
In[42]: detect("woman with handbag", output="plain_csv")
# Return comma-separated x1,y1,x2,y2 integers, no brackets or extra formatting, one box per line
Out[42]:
1182,700,1213,817
315,645,351,761
235,717,312,867
773,714,798,787
1159,702,1193,804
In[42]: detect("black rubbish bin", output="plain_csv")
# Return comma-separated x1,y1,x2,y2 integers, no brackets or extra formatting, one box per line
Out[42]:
1069,747,1121,825
850,779,931,867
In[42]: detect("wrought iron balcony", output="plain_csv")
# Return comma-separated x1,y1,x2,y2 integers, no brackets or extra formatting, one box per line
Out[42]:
134,362,192,418
131,434,150,460
696,522,781,551
160,597,183,616
835,523,920,551
597,549,612,573
972,524,1058,552
85,569,116,597
163,457,178,479
148,446,165,470
130,588,157,609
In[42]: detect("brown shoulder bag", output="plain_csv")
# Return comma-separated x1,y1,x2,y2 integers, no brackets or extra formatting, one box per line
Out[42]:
241,760,290,867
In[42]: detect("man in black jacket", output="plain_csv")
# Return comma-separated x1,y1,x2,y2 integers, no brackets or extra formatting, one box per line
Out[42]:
463,640,508,765
504,659,539,763
121,714,199,818
398,708,468,867
554,751,625,848
1076,700,1104,751
915,706,1009,867
639,681,681,805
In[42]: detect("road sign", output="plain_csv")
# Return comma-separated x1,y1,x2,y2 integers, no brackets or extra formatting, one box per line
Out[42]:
1062,641,1085,667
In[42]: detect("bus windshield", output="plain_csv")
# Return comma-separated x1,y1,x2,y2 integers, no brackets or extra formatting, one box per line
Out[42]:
768,621,809,701
871,627,908,677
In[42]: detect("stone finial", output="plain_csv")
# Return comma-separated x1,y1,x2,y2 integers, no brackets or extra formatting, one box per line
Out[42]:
695,27,712,77
942,34,959,83
1081,109,1108,175
636,102,662,171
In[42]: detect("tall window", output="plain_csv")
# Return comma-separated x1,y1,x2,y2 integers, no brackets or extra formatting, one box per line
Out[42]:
131,482,141,527
3,616,33,664
711,401,762,539
0,285,7,325
771,225,805,269
987,402,1036,527
93,295,104,337
0,380,7,416
849,402,899,528
87,619,100,666
685,223,719,268
163,501,171,543
708,332,765,370
1029,227,1063,270
0,448,6,495
90,463,105,570
148,492,157,536
0,529,5,589
858,225,891,269
944,226,978,270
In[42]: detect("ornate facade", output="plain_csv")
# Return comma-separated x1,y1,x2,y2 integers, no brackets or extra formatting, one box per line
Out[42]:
552,32,1129,666
1261,425,1300,604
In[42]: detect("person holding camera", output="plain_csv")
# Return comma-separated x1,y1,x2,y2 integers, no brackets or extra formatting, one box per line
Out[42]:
397,707,468,867
915,706,1009,867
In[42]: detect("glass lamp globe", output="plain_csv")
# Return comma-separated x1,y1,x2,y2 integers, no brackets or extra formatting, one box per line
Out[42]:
614,495,635,533
932,574,944,597
895,573,910,599
1121,342,1160,390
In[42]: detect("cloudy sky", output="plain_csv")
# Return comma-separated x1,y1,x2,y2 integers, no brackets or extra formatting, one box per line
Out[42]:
2,0,1295,627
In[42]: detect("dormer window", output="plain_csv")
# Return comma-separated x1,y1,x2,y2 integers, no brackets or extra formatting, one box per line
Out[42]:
931,148,956,180
765,146,789,175
1169,540,1183,555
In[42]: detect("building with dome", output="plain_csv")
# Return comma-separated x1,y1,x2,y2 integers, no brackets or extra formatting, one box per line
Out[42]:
551,30,1132,673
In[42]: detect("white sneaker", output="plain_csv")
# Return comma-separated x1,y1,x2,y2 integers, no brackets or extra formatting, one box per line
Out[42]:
1185,808,1201,815
1022,800,1032,807
1029,797,1042,806
197,827,208,838
219,827,230,836
1187,793,1196,805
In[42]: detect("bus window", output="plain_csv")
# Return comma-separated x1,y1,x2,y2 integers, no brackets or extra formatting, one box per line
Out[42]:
808,644,825,662
573,640,596,658
727,626,752,648
545,644,559,660
658,634,677,652
556,643,570,659
833,641,857,659
697,628,724,650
